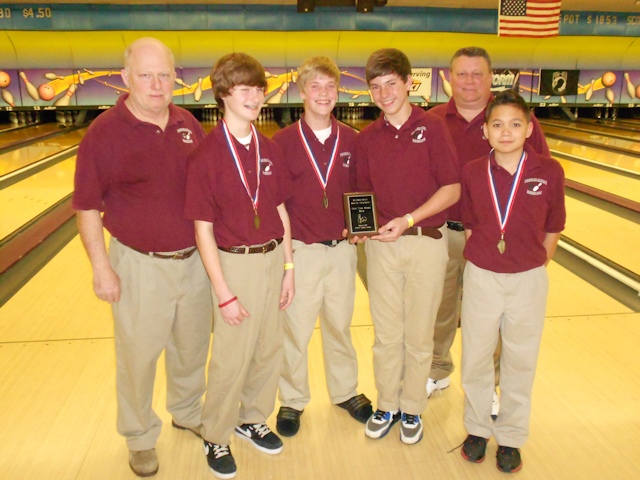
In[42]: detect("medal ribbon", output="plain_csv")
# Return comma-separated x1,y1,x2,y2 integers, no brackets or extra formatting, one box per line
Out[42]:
297,120,340,191
222,119,261,213
487,149,527,236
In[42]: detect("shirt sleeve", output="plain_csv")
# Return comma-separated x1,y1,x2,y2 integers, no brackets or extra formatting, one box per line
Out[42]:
73,125,108,212
354,133,373,192
544,159,566,233
272,142,292,206
184,145,216,223
460,164,477,230
528,115,551,157
427,114,461,187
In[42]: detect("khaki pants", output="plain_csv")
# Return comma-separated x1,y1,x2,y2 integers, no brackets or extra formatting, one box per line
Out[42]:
365,229,448,415
279,239,359,410
110,238,213,451
461,262,548,448
431,229,501,385
201,244,284,445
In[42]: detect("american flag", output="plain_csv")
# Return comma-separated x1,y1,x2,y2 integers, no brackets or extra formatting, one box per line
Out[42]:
498,0,561,37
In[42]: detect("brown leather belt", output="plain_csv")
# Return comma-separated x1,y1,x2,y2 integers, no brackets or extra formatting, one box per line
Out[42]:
219,238,283,255
129,245,197,260
401,225,443,240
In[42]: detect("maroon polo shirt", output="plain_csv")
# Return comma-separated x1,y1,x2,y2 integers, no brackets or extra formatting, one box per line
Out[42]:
461,144,566,274
184,123,290,248
430,98,550,222
355,104,459,228
273,115,356,244
73,94,205,253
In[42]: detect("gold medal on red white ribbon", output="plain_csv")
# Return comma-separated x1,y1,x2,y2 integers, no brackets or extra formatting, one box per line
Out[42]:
297,120,340,209
222,119,262,229
487,150,527,254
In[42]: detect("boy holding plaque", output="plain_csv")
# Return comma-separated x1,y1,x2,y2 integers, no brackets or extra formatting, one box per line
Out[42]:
184,53,294,479
354,48,460,444
458,91,565,472
272,57,372,437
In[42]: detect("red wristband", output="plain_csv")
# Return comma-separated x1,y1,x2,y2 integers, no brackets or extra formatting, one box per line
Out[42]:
218,296,237,308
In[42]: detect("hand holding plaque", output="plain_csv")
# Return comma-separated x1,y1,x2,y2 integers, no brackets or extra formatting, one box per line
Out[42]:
343,192,379,239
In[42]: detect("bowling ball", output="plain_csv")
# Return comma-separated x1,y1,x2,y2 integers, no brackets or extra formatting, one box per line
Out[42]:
38,83,56,101
601,72,617,87
0,71,10,88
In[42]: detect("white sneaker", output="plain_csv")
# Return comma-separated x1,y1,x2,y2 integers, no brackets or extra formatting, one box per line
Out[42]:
400,413,423,445
492,391,500,420
426,377,451,397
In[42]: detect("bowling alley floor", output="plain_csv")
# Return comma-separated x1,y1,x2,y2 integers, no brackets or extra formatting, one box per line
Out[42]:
0,233,639,480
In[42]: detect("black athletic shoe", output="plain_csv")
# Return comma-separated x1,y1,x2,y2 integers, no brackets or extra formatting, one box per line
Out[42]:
461,434,487,463
234,423,283,455
496,446,523,473
203,441,236,479
276,407,303,437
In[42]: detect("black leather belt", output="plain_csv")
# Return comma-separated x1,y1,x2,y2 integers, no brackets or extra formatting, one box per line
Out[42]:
219,238,283,255
319,239,345,247
401,225,443,240
447,221,465,232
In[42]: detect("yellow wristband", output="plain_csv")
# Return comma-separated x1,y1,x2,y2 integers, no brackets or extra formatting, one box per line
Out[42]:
404,214,414,228
284,263,294,270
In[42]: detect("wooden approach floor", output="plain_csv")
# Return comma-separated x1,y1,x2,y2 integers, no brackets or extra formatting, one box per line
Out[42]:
1,234,639,480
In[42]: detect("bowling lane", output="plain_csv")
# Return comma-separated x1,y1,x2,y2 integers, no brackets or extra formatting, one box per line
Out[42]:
0,123,22,134
547,137,640,174
564,196,640,274
0,156,75,240
542,119,640,142
0,127,87,176
543,124,640,153
559,157,640,203
0,120,283,242
0,123,64,150
340,118,374,131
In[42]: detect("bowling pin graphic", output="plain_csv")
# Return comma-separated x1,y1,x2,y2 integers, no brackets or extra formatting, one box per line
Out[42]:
20,71,40,100
175,78,189,87
194,78,203,102
605,87,615,104
561,96,567,103
439,70,453,97
77,71,84,85
624,73,636,99
44,73,64,80
1,88,15,106
53,83,77,106
512,72,520,91
84,69,96,76
585,79,595,101
266,82,289,104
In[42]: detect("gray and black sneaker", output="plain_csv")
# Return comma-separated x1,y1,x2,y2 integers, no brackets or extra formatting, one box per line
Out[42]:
204,441,236,479
365,409,401,439
234,423,283,455
496,446,523,473
400,413,423,445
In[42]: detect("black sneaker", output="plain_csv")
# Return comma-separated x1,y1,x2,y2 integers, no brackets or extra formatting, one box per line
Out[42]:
203,441,236,479
461,434,487,463
276,407,303,437
496,446,523,473
234,423,283,455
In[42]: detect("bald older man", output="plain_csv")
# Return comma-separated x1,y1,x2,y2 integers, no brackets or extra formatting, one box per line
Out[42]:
73,37,212,477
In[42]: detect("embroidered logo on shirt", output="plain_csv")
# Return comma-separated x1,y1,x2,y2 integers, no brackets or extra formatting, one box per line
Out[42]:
524,177,547,195
261,158,273,175
340,152,352,167
411,126,426,143
177,128,194,144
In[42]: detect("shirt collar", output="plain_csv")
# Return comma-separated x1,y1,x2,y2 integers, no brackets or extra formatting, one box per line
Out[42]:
489,143,541,172
300,113,339,143
374,104,427,132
